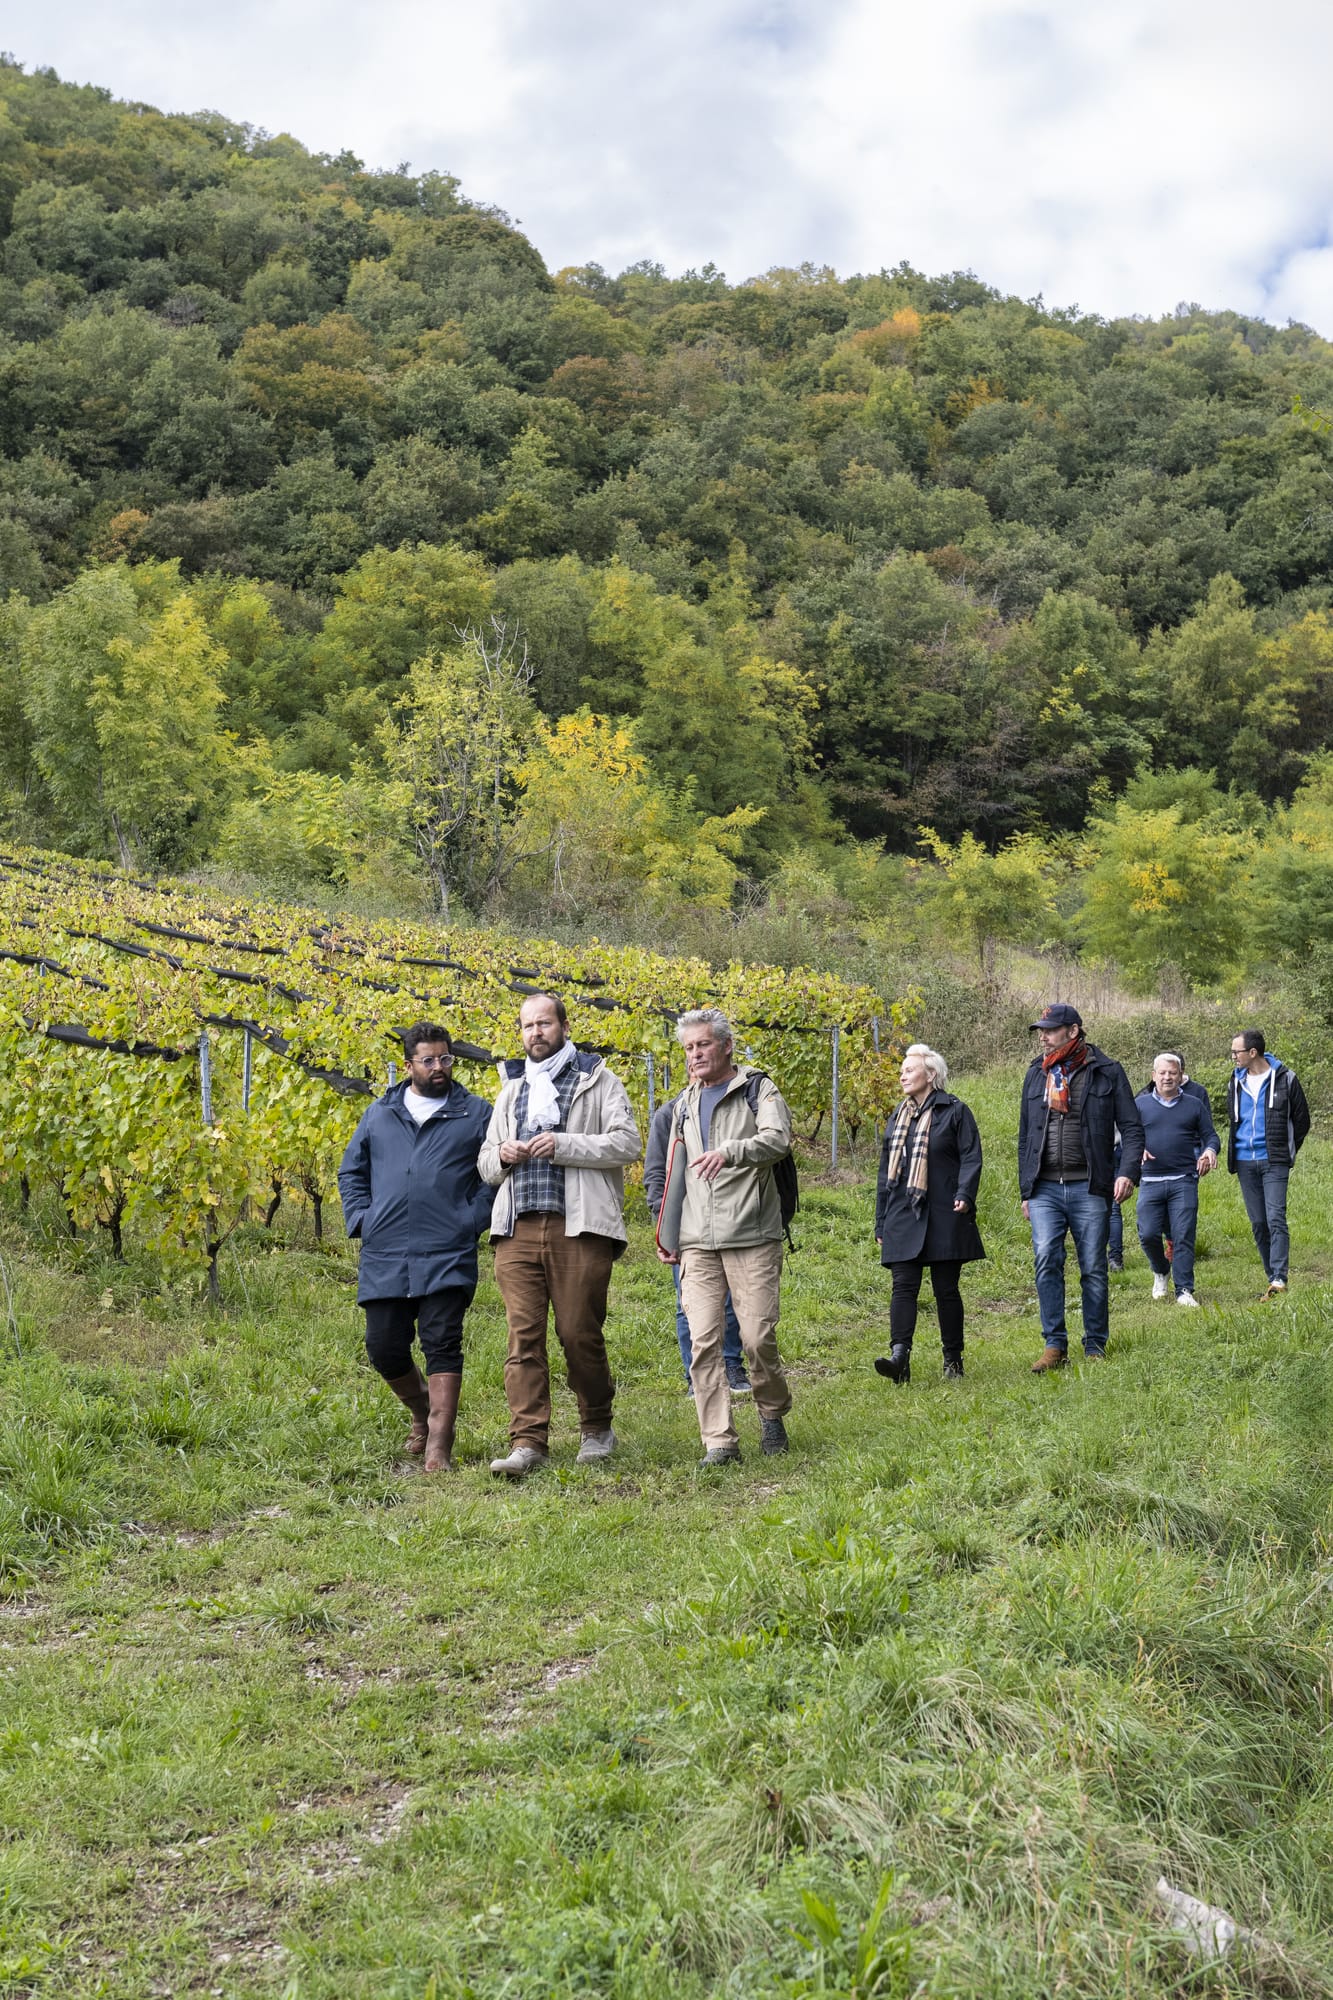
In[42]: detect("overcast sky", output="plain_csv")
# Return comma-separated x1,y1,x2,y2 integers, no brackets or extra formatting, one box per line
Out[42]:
17,0,1333,335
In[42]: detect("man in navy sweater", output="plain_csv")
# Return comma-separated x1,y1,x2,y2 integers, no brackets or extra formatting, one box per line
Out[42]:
1134,1054,1221,1308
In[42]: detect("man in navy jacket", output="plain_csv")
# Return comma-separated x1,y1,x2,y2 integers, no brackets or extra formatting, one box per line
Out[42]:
1019,1004,1142,1371
338,1022,495,1471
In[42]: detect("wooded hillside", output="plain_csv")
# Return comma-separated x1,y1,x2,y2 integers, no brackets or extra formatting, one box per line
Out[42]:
4,56,1333,964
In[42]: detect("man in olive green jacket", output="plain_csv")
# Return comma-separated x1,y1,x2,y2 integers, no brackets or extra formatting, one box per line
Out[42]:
656,1007,794,1464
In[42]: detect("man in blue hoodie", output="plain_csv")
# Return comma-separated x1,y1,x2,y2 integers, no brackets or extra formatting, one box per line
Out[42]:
1227,1029,1311,1298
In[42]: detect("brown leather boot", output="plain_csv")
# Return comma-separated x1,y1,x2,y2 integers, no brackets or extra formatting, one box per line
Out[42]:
424,1372,462,1473
385,1368,430,1454
1031,1345,1068,1373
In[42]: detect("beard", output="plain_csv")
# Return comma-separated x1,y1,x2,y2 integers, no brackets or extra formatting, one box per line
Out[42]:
412,1070,452,1096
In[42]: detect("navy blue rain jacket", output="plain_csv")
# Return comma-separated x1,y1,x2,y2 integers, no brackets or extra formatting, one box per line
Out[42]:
338,1081,495,1303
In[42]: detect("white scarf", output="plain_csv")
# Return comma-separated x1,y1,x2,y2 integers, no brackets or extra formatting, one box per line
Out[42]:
523,1038,578,1129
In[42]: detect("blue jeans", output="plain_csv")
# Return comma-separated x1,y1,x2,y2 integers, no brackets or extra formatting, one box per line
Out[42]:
1028,1181,1112,1355
1235,1160,1291,1283
1136,1178,1198,1295
671,1262,746,1381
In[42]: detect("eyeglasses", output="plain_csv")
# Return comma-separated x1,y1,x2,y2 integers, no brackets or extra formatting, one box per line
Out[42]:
414,1053,453,1067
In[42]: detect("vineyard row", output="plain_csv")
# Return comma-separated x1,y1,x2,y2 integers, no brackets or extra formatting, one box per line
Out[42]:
0,846,911,1297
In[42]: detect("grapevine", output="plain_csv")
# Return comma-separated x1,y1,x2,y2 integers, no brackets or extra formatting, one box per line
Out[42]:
0,845,912,1292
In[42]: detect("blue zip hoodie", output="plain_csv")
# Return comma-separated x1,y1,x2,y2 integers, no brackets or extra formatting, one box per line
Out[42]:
1233,1054,1277,1162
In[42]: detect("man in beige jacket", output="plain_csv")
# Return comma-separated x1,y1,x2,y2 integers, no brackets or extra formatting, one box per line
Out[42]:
480,993,641,1477
656,1007,794,1464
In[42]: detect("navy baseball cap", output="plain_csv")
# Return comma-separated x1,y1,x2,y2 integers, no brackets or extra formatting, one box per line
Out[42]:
1031,1003,1083,1031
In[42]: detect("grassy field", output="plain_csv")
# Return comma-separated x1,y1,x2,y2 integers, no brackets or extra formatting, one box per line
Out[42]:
1,1069,1331,1999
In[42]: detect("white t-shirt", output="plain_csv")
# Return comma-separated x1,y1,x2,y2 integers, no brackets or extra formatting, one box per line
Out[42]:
1242,1070,1267,1103
403,1086,446,1125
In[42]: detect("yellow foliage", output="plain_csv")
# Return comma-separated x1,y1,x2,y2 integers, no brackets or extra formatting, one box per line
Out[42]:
514,709,759,915
850,309,923,365
945,374,1004,423
1124,860,1186,913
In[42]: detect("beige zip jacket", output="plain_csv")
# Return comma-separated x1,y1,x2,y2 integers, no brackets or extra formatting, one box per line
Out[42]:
656,1066,792,1254
479,1051,641,1249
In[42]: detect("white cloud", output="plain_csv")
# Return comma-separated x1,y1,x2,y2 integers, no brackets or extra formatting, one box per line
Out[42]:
16,0,1333,332
1264,245,1333,334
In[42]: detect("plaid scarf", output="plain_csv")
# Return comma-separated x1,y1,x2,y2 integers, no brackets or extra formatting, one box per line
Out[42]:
885,1091,935,1213
1042,1032,1089,1114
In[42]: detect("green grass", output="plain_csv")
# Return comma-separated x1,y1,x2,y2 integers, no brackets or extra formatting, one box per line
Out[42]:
0,1068,1331,1997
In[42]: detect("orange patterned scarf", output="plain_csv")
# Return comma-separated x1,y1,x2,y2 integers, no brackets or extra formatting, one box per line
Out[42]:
1042,1032,1088,1114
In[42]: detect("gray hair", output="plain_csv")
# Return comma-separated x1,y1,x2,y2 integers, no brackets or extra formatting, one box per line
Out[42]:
1154,1051,1183,1069
905,1042,949,1089
676,1007,733,1047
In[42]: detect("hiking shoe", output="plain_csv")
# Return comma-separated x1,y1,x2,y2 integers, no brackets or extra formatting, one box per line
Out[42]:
700,1445,742,1467
873,1344,911,1386
576,1428,616,1464
1031,1345,1067,1373
489,1444,549,1478
1081,1347,1107,1361
1263,1279,1288,1298
1107,1257,1124,1273
726,1367,753,1396
1151,1272,1171,1301
942,1355,964,1379
759,1416,789,1455
1175,1289,1200,1308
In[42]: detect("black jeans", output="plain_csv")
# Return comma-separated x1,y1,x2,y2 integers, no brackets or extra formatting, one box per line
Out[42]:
889,1259,964,1356
363,1288,474,1378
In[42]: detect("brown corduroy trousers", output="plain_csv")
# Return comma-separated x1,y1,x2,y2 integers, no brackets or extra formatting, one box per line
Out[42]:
493,1213,616,1446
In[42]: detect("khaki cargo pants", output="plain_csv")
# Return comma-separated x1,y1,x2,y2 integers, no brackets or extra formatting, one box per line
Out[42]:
680,1240,791,1451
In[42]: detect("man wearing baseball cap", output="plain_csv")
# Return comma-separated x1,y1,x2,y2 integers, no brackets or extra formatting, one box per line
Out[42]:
1018,1004,1143,1370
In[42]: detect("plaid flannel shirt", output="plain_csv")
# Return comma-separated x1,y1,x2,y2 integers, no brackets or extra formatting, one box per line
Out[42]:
510,1060,582,1216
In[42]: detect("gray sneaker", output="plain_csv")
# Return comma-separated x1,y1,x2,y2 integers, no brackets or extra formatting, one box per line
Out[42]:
576,1428,616,1464
726,1369,753,1396
759,1416,789,1455
489,1444,549,1478
700,1445,742,1467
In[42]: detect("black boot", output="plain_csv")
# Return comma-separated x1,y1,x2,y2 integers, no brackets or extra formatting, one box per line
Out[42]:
874,1344,911,1385
942,1352,964,1379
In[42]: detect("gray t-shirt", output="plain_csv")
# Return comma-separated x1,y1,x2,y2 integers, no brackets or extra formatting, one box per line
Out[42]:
699,1082,730,1149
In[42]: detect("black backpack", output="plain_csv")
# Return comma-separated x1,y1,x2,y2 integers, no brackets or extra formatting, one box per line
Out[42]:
744,1073,800,1249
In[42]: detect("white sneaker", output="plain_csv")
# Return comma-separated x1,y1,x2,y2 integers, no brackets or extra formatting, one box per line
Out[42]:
576,1428,617,1464
1175,1289,1199,1308
489,1444,549,1478
1151,1272,1171,1301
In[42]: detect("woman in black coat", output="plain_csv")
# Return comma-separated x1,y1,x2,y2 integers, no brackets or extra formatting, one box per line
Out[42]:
874,1043,984,1385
